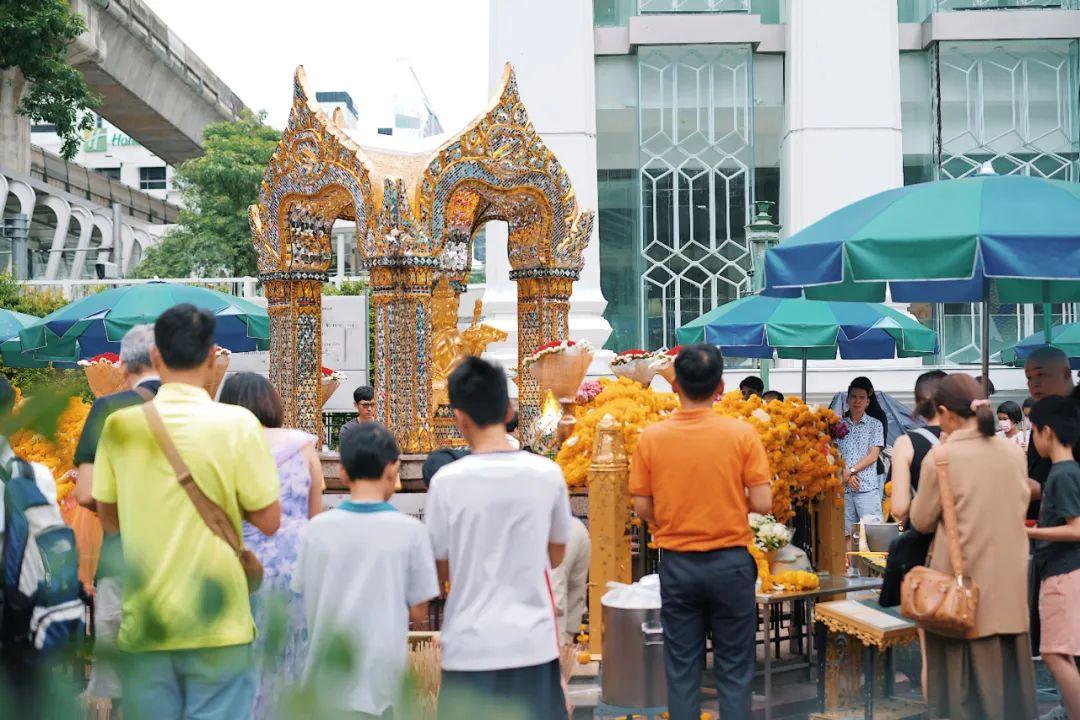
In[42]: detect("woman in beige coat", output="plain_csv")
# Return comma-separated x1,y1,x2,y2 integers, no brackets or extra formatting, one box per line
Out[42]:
910,374,1037,720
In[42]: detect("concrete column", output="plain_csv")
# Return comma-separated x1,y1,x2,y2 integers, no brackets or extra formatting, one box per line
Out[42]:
42,195,73,281
69,206,94,280
487,0,613,377
781,0,904,234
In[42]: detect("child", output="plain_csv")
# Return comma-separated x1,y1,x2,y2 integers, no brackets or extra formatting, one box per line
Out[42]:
425,357,573,720
1026,395,1080,720
291,422,439,719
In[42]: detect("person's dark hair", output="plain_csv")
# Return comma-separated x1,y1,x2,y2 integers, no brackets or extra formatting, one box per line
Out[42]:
997,401,1023,425
506,410,519,434
739,375,764,395
674,344,725,401
353,385,374,404
848,375,888,429
913,370,948,420
975,375,996,396
448,357,509,428
339,421,400,481
154,304,215,370
219,372,284,428
1029,395,1080,447
421,447,470,488
0,375,14,415
1022,397,1035,411
934,373,996,437
762,390,785,403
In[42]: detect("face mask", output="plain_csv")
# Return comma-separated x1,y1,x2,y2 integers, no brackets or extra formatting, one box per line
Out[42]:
999,419,1013,433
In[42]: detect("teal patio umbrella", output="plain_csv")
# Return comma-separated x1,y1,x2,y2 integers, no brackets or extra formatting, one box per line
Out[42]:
1001,322,1080,370
676,294,937,398
4,282,270,364
764,171,1080,390
0,309,50,368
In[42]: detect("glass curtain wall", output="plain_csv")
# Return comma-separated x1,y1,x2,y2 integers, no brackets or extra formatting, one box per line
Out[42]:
638,45,755,349
901,0,1080,23
931,40,1080,363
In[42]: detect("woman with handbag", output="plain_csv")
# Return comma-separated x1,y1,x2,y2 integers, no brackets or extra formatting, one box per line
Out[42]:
909,374,1037,720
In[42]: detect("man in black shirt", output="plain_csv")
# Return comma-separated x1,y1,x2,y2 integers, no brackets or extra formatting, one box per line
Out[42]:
1026,347,1080,520
73,324,160,704
337,385,376,439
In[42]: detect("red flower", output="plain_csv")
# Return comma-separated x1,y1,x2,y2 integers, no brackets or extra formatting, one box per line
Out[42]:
89,353,120,364
664,346,683,357
321,366,335,377
618,349,648,356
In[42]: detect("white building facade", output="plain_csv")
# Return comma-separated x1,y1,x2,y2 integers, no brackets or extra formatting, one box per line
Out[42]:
489,0,1080,400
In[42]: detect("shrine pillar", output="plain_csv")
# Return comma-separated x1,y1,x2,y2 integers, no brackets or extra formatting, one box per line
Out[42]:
262,274,325,439
369,262,437,454
514,272,574,439
587,415,632,657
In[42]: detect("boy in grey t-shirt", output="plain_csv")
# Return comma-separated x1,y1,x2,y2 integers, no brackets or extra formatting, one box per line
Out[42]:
292,422,439,718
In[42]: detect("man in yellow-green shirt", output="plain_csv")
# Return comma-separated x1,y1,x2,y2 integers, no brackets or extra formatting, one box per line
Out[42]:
93,304,280,720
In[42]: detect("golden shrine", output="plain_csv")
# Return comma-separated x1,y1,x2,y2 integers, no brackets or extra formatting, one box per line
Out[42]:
249,64,594,449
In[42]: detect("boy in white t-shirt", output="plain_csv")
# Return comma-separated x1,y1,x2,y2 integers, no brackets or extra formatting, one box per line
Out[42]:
292,421,439,719
426,357,573,720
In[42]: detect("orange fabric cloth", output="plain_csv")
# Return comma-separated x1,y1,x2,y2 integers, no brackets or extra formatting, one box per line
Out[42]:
630,408,771,552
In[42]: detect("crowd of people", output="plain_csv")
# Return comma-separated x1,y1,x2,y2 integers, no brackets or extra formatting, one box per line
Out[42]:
0,302,1078,720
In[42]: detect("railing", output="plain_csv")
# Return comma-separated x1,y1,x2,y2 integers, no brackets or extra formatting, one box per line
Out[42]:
21,276,261,300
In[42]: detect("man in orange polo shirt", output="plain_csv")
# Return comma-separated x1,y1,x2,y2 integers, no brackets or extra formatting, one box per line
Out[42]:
631,344,772,720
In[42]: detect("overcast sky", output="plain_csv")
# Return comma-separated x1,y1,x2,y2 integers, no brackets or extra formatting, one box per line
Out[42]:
142,0,491,133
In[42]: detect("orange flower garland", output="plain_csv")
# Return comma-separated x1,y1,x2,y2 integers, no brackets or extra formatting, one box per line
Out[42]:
10,393,91,505
556,383,843,523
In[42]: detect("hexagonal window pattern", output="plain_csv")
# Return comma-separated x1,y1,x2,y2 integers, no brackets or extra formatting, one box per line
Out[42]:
935,40,1080,363
639,45,755,348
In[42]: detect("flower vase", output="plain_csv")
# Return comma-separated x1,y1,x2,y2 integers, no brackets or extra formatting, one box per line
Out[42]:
530,349,594,444
204,352,230,399
83,362,128,398
610,358,657,387
766,549,778,571
320,379,340,408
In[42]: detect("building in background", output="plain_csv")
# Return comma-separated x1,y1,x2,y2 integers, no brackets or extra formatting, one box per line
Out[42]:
32,115,180,206
584,0,1080,398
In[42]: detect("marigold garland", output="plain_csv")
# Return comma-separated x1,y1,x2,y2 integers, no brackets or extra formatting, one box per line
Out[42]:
9,391,91,505
556,383,844,523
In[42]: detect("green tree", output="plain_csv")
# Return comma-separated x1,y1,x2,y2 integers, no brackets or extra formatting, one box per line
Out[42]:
0,0,100,162
135,111,281,278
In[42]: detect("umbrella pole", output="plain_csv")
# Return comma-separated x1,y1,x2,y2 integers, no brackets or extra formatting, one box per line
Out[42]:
801,350,808,401
981,296,991,397
1044,302,1054,344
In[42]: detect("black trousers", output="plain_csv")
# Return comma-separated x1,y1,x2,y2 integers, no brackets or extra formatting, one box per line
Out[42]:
659,547,757,720
439,659,567,720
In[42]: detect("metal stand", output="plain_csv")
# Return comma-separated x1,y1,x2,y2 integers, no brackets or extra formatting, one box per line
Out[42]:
594,702,668,719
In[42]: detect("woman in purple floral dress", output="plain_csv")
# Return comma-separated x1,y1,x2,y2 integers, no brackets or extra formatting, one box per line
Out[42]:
220,373,324,718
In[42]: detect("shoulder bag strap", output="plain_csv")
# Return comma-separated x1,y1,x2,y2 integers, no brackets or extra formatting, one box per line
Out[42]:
933,446,966,583
133,386,154,402
911,427,941,447
140,402,244,557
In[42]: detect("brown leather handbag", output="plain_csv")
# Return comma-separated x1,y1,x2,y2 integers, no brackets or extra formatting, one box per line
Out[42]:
140,401,264,593
900,446,979,636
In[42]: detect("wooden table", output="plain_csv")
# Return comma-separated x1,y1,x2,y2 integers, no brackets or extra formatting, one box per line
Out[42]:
755,575,882,720
813,599,921,720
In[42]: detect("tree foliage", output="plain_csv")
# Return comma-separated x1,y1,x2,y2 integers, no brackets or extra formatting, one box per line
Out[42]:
0,0,100,160
135,112,281,278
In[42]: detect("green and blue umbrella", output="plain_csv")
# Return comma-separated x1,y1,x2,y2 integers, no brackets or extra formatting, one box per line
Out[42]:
0,309,51,368
3,282,270,364
763,172,1080,387
675,294,937,398
1001,322,1080,370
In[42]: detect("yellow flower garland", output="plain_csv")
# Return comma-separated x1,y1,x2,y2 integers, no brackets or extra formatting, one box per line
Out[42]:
556,382,844,523
10,393,91,504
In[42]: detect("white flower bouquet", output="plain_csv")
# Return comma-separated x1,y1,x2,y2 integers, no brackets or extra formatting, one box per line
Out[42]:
749,513,793,551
